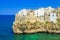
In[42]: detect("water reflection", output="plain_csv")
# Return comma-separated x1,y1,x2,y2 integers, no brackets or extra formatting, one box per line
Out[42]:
14,33,60,40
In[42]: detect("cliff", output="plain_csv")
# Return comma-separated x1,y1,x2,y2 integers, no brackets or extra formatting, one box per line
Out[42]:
12,8,60,34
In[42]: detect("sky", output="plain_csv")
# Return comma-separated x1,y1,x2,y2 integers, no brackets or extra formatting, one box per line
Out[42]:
0,0,59,15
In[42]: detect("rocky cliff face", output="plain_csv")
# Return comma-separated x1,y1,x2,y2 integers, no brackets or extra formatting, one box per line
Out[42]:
12,8,60,34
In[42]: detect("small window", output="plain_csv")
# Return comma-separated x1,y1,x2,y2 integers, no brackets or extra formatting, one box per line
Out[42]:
37,13,38,15
20,20,21,21
31,10,33,12
56,14,58,16
48,14,50,16
23,15,24,16
59,12,60,14
37,16,38,17
52,15,54,16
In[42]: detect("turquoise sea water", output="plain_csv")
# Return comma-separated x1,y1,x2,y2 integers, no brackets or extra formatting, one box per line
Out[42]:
0,15,60,40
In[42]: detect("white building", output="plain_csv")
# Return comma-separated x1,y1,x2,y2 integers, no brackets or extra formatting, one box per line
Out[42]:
17,9,28,16
50,13,57,23
34,8,45,22
34,8,45,16
15,7,57,23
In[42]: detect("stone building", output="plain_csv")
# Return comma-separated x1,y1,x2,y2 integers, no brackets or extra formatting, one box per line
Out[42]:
14,9,28,23
56,8,60,20
13,7,60,34
34,8,45,23
44,7,51,21
25,10,36,23
15,7,59,23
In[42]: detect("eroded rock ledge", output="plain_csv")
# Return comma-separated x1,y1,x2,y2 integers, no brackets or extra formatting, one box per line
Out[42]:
13,21,60,34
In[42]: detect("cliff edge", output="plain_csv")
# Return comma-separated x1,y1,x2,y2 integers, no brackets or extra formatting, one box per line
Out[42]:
12,8,60,34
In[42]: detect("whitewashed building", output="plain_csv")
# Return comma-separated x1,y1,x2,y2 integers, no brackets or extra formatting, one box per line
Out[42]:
15,7,58,23
34,8,45,22
50,13,57,23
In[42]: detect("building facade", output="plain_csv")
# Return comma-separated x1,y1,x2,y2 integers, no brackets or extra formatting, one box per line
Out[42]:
15,7,59,23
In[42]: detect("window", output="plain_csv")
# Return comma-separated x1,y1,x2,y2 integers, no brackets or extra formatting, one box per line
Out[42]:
23,14,24,16
56,14,58,16
37,13,38,15
48,14,50,16
31,10,33,12
37,16,38,17
59,12,60,14
52,15,54,16
20,20,21,21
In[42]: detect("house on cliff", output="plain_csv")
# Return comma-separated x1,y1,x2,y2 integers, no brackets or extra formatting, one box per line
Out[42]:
56,8,60,20
15,7,59,23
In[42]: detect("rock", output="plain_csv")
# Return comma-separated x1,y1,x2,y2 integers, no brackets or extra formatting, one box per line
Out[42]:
12,8,60,34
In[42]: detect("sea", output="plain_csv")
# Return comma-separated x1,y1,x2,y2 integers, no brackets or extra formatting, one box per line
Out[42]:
0,15,60,40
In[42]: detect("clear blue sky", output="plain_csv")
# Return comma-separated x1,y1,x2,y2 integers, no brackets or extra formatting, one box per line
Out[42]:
0,0,59,15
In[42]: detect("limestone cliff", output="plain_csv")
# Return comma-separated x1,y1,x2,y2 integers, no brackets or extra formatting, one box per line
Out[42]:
12,8,60,34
